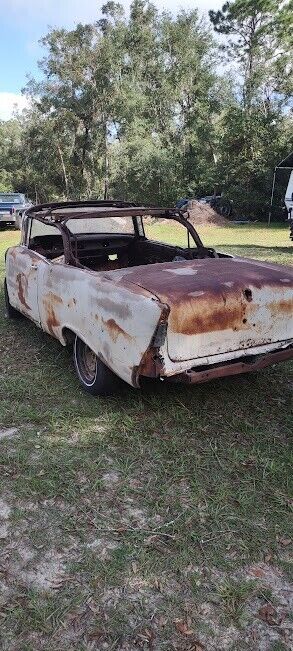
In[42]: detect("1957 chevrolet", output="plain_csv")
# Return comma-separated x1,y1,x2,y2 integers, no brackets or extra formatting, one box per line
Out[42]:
4,200,293,395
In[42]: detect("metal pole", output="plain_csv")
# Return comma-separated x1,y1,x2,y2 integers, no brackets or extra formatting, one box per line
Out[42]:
268,167,277,226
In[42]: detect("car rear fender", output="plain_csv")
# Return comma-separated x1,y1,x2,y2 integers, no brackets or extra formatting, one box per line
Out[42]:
38,263,166,386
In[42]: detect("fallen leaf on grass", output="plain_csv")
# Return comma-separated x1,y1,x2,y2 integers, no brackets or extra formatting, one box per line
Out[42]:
279,537,291,547
251,629,258,642
144,535,172,553
258,604,285,626
281,628,290,644
116,526,129,534
241,458,256,467
250,566,265,578
174,619,194,635
135,628,155,647
264,553,272,562
87,629,104,641
153,577,163,592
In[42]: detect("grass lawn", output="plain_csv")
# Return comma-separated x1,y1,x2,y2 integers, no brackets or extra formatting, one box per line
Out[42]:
0,224,292,651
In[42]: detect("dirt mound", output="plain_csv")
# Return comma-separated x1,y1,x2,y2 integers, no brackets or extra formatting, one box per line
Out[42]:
185,200,231,227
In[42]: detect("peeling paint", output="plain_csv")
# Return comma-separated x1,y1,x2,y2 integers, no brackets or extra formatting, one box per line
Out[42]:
16,273,30,311
102,317,133,343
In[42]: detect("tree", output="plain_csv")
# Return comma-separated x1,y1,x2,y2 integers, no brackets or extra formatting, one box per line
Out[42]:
0,119,22,192
210,0,293,217
1,0,291,218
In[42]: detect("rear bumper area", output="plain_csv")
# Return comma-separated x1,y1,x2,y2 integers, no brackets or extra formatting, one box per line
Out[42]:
0,214,16,223
168,346,293,384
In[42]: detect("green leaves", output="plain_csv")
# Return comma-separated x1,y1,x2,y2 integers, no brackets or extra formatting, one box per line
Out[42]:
1,0,292,218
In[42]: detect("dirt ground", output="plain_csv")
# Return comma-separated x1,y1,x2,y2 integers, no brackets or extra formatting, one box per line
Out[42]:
186,201,232,227
0,451,292,650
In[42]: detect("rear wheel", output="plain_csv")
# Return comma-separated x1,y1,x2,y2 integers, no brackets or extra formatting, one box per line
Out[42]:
4,279,22,319
73,335,119,396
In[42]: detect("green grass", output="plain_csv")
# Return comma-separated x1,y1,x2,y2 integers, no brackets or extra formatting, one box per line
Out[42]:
217,578,257,624
0,223,292,650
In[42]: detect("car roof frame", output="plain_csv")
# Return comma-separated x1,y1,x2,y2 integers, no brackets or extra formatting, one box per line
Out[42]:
26,199,212,264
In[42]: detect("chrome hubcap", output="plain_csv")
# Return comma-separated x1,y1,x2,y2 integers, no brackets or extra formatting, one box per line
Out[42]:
80,344,97,383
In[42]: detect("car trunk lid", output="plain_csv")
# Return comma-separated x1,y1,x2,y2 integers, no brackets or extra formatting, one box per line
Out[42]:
118,257,293,362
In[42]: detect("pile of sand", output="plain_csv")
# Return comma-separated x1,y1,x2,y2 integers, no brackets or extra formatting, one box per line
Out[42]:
184,200,231,227
147,200,231,227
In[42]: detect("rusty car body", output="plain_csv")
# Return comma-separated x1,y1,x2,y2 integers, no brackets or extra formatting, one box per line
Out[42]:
4,200,293,395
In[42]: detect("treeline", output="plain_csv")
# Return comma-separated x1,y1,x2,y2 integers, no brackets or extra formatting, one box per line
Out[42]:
0,0,292,218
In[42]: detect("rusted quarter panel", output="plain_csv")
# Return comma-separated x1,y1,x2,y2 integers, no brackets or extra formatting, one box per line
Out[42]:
38,264,163,386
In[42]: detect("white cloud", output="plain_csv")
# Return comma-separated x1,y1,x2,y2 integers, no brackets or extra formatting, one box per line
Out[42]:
0,0,223,118
0,93,29,121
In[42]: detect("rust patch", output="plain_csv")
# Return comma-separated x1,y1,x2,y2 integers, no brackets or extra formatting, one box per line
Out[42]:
169,294,248,336
135,305,168,382
139,348,155,377
48,292,63,305
16,273,31,311
43,292,61,335
169,346,293,384
133,345,165,385
269,298,293,316
102,317,133,343
122,258,293,296
45,306,60,335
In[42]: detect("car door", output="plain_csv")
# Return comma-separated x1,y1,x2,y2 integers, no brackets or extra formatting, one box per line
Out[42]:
6,216,50,324
6,246,48,324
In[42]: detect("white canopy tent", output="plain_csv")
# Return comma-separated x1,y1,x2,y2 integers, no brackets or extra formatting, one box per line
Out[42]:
268,152,293,224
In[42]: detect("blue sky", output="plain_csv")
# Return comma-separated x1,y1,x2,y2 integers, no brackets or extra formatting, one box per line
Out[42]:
0,0,222,119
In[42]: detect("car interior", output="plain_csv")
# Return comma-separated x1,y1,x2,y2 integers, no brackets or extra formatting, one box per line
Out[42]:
27,216,227,271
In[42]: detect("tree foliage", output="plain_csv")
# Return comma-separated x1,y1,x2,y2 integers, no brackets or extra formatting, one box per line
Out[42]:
0,0,292,218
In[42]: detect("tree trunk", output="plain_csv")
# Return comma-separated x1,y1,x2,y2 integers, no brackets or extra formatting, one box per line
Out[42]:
56,140,69,199
103,119,109,200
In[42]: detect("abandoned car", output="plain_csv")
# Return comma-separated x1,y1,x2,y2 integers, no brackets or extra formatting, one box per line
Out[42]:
4,200,293,395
